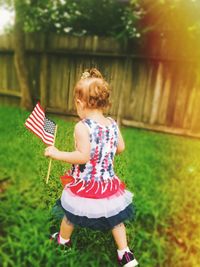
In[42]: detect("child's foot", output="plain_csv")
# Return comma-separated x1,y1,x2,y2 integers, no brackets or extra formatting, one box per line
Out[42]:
118,251,138,267
50,232,72,248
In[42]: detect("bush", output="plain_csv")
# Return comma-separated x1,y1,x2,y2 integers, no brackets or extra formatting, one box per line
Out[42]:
23,0,142,40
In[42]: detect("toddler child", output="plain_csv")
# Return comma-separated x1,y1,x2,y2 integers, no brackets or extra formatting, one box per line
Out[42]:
44,68,138,267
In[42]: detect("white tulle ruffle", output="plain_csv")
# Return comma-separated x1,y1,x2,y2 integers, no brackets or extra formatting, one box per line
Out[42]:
60,188,133,219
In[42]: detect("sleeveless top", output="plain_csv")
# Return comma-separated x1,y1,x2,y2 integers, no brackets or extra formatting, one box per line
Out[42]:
65,117,125,199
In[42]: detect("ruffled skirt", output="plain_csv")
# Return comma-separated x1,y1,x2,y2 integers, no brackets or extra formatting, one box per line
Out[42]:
53,179,135,231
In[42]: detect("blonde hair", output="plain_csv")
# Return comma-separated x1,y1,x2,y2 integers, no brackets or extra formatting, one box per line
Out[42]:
74,68,111,110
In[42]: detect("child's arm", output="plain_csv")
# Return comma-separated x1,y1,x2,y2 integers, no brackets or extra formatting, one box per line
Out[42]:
44,121,90,164
116,127,125,154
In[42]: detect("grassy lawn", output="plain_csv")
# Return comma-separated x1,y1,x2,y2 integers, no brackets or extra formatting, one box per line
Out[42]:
0,105,200,267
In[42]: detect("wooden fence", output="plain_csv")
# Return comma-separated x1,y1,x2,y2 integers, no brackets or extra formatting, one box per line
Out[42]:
0,33,200,138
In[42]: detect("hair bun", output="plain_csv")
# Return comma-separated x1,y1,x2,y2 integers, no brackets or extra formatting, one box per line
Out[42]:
89,68,103,79
81,68,103,80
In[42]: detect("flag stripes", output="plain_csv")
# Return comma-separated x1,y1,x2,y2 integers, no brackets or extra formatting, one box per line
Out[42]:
25,102,56,146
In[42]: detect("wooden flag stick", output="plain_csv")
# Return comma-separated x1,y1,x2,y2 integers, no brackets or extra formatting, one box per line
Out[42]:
46,125,58,184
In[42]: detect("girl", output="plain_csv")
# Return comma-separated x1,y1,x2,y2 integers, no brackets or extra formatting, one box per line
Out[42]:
44,68,138,267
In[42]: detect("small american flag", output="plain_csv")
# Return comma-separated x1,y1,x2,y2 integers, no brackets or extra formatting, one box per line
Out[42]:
25,102,56,146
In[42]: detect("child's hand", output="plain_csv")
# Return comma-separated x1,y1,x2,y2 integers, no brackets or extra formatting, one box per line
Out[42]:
44,146,60,160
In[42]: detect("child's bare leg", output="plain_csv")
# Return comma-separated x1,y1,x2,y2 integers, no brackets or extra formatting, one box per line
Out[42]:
60,216,74,240
112,223,138,266
111,223,128,250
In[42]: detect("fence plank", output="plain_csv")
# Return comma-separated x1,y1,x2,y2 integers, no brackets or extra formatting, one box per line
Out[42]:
40,54,48,108
157,76,171,125
150,62,163,124
0,90,21,97
142,62,154,123
183,86,197,130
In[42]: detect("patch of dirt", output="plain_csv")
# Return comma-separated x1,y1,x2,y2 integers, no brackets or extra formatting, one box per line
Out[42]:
0,176,11,193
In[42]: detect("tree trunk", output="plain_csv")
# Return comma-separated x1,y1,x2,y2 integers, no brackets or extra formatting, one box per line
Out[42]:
13,0,33,110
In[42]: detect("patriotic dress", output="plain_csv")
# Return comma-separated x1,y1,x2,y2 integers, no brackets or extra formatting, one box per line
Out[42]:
56,117,135,231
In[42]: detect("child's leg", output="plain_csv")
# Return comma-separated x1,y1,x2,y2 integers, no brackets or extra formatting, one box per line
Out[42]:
112,223,138,266
60,216,74,240
111,223,128,250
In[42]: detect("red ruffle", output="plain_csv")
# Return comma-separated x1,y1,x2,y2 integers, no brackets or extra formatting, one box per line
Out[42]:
61,175,126,199
60,174,74,187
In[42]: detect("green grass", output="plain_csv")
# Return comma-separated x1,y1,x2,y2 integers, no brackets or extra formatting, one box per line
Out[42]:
0,105,200,267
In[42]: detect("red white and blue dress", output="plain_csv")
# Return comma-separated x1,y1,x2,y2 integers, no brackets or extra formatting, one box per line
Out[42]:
56,117,135,231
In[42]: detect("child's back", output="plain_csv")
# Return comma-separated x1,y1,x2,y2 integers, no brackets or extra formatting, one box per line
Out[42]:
65,116,124,198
